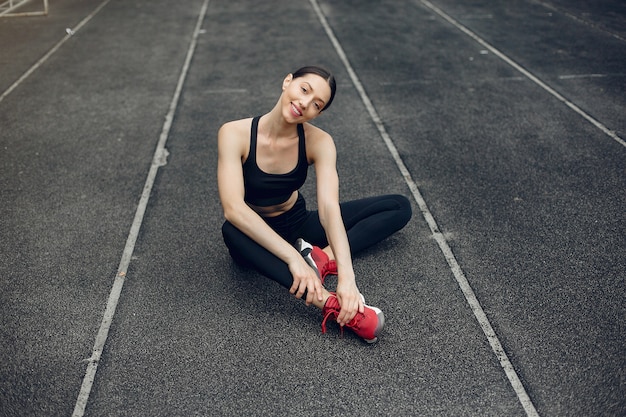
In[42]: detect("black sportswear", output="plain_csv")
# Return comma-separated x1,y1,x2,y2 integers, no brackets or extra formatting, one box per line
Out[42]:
242,116,309,207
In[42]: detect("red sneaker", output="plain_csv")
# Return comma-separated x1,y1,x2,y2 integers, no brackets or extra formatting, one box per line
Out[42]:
321,293,384,343
296,238,338,284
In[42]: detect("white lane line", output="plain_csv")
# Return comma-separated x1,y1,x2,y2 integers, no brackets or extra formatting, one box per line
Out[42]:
558,74,606,80
70,1,210,416
528,0,626,42
0,0,112,105
204,88,248,94
309,1,540,416
557,73,622,80
417,0,625,148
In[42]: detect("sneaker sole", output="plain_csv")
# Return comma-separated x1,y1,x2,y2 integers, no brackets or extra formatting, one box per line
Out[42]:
363,306,384,344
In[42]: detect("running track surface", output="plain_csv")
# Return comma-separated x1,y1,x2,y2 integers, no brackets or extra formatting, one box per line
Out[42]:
1,1,624,416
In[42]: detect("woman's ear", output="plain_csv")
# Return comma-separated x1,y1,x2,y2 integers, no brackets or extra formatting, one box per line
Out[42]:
282,74,293,91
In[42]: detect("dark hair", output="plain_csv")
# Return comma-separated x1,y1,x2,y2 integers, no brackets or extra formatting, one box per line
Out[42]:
292,66,336,111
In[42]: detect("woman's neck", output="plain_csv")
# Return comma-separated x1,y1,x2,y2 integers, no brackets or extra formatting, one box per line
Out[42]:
261,104,299,140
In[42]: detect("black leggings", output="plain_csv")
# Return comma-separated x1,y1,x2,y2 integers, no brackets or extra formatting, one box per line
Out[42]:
221,194,412,289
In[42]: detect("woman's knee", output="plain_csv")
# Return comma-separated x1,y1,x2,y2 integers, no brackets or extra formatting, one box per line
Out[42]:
222,221,245,256
387,194,413,214
221,221,237,246
390,194,412,229
221,221,255,267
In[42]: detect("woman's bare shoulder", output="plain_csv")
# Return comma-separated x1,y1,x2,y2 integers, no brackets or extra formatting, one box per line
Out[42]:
303,122,333,143
219,117,253,137
303,122,336,164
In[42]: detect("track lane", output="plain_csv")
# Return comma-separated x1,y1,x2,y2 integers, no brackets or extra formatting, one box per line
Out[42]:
316,0,625,415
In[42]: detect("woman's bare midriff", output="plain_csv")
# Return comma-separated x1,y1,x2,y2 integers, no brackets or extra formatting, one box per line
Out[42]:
248,191,299,218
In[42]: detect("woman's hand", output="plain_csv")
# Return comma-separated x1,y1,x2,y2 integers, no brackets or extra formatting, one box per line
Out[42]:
335,279,364,326
288,257,323,306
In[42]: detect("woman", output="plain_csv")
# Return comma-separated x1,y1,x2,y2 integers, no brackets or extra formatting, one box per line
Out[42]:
218,66,411,343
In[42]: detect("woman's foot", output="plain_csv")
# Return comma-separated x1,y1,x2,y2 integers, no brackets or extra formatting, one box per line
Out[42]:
296,238,337,284
321,293,384,343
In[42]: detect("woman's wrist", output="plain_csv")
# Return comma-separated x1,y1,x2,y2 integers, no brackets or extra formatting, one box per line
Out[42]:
336,269,356,284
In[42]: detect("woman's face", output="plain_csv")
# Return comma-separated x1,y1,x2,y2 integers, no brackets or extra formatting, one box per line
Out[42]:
281,73,332,123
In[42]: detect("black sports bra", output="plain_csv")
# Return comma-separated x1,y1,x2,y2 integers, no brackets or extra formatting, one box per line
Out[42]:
242,116,309,207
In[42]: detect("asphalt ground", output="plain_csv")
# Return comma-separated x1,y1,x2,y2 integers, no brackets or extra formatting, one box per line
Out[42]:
0,0,624,416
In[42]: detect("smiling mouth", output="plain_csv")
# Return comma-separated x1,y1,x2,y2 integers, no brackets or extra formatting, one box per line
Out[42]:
290,103,302,117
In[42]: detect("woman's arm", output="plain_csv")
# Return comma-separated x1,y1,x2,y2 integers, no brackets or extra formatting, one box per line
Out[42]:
309,128,364,325
217,121,323,305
